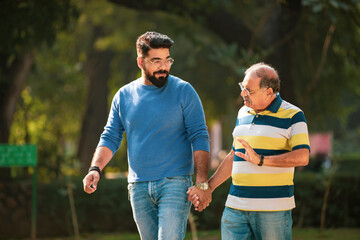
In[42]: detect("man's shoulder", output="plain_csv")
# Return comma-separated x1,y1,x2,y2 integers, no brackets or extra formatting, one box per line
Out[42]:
118,78,140,92
279,99,303,113
168,75,196,92
169,75,189,86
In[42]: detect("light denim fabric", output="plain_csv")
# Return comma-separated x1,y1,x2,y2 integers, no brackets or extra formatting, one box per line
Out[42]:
221,206,292,240
128,175,192,240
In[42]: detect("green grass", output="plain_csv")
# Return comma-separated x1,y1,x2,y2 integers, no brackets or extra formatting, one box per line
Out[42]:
36,228,360,240
292,228,360,240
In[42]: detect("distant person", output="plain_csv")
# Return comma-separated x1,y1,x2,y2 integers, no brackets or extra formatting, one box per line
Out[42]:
83,31,211,240
189,62,310,239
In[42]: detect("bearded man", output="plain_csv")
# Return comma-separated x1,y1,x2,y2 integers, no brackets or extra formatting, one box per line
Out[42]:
83,31,210,240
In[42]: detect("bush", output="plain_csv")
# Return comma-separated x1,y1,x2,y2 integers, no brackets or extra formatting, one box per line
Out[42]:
1,172,360,238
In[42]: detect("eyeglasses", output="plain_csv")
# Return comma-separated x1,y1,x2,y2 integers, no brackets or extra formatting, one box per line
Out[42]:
143,58,174,68
239,82,262,95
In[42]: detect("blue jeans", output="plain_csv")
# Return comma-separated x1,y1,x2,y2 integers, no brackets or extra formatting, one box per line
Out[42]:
221,206,292,240
128,175,192,240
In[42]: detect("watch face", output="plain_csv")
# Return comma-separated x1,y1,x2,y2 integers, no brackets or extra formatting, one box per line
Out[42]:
196,182,209,190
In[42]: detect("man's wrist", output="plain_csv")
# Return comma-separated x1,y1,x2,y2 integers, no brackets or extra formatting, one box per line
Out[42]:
88,166,102,178
195,182,209,190
258,155,264,166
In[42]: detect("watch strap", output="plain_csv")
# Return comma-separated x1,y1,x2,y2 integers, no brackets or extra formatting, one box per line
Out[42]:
88,166,102,179
258,155,264,166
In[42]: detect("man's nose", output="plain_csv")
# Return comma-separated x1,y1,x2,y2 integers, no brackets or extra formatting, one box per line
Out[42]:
240,89,247,97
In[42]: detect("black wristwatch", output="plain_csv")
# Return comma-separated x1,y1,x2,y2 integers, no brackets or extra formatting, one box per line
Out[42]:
88,166,102,179
258,155,264,166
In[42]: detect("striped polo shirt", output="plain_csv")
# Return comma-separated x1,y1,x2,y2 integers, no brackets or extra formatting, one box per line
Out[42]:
225,94,310,211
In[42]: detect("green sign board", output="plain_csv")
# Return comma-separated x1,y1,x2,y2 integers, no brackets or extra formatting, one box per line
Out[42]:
0,144,38,239
0,144,37,166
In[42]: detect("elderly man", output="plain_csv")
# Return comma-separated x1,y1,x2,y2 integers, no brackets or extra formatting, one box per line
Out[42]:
190,62,310,239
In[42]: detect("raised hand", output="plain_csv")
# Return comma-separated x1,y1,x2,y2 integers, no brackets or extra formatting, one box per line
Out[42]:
235,138,261,165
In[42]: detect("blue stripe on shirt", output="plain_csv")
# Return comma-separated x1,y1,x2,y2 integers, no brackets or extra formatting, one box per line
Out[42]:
229,183,294,198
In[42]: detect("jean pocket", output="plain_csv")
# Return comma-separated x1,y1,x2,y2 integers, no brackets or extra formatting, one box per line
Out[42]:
127,183,135,200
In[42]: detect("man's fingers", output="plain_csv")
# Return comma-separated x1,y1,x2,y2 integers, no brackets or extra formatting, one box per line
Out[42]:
235,152,245,158
83,173,98,194
193,200,200,208
236,137,249,148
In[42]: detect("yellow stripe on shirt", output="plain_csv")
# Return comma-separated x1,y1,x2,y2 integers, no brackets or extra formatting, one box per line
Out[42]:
233,135,291,150
260,107,300,119
289,133,310,148
232,173,294,186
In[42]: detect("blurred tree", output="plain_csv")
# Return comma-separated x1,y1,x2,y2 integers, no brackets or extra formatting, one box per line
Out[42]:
7,0,360,180
107,0,360,131
0,0,76,143
0,0,77,179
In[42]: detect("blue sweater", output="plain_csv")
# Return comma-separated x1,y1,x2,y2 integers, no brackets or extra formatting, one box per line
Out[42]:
98,75,210,182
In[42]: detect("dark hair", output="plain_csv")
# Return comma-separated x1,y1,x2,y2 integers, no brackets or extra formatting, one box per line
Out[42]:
136,31,174,57
245,62,280,93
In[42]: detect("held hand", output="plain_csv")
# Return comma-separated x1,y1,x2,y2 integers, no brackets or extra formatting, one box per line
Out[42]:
83,171,100,194
187,186,212,212
235,138,261,165
187,186,200,209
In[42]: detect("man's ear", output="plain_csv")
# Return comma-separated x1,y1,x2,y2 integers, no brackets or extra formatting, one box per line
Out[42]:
137,57,143,69
267,88,274,96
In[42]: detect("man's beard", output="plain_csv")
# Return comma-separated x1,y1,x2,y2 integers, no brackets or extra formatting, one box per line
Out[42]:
145,69,169,88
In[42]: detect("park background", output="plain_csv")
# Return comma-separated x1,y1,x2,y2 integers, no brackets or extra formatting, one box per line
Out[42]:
1,0,360,239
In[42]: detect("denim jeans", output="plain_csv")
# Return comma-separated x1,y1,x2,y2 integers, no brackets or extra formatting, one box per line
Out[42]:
221,206,292,240
128,175,192,240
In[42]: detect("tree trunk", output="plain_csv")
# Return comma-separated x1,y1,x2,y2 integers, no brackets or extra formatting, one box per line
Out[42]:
262,0,302,105
77,26,114,173
0,52,34,143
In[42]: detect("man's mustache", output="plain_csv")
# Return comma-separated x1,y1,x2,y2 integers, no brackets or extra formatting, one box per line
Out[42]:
243,97,251,104
154,70,169,75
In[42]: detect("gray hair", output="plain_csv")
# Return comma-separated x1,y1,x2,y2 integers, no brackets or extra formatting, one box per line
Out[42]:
245,62,280,93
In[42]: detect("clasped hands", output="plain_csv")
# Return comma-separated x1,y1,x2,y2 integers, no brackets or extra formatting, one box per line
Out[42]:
186,186,212,212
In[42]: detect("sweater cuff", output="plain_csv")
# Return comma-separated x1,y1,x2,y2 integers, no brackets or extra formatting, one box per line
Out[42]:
192,139,210,152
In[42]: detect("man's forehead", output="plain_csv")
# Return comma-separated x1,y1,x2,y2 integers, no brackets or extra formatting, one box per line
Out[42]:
243,73,261,86
145,48,170,58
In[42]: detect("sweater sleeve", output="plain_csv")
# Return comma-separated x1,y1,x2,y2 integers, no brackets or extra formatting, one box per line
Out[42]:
97,91,125,155
181,83,210,152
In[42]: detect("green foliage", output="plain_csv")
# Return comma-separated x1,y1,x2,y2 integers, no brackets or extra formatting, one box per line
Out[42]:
292,0,360,131
0,0,77,54
9,33,86,180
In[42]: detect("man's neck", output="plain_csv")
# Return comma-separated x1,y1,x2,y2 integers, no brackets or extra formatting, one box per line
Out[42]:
141,75,152,85
254,94,276,113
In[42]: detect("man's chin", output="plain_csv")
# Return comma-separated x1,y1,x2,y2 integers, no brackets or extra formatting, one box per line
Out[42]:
243,99,252,106
149,76,168,88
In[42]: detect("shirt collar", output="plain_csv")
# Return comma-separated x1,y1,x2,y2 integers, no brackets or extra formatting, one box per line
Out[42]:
247,93,282,115
266,93,282,113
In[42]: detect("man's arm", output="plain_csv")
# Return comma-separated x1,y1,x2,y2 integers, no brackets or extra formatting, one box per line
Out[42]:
194,150,210,183
188,149,234,211
83,146,113,194
208,149,234,192
235,138,309,167
187,150,211,211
